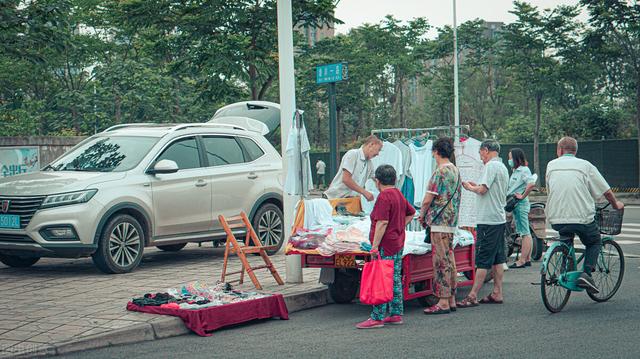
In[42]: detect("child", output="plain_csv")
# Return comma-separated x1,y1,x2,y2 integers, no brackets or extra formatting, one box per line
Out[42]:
357,165,416,329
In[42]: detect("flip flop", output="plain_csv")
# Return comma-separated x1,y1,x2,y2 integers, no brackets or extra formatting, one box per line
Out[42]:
423,304,451,315
479,294,504,304
456,296,479,308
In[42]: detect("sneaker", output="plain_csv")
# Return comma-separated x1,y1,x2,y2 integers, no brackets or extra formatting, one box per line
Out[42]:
577,273,600,294
383,315,403,325
356,318,384,329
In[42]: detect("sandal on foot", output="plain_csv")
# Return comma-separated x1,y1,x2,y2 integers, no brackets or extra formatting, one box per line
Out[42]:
424,304,451,315
479,294,503,304
456,296,479,308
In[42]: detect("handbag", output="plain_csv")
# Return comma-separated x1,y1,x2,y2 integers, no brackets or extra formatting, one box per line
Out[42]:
424,173,461,244
359,252,395,305
505,194,520,212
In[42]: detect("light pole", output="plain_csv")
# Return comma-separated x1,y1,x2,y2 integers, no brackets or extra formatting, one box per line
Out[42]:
453,0,460,140
276,0,302,283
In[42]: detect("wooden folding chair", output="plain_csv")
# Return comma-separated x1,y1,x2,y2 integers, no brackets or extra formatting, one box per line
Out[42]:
218,212,284,290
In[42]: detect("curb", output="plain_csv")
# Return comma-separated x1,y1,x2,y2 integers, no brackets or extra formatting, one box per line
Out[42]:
4,287,330,359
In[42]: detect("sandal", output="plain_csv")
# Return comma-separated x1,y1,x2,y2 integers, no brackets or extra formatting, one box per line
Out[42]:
456,296,479,308
479,294,503,304
423,304,451,315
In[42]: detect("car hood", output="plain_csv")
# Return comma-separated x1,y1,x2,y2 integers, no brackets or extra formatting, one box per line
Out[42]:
0,171,126,196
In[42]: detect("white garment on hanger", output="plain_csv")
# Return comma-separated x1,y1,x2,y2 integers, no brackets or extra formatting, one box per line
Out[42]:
409,140,434,207
284,123,314,195
371,141,404,188
393,140,412,189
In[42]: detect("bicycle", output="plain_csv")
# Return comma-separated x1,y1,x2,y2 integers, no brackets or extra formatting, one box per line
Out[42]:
540,203,625,313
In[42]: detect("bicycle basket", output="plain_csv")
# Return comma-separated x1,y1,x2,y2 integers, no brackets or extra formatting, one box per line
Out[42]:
595,206,624,235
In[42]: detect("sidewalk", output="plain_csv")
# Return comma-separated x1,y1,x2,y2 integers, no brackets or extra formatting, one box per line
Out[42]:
0,245,327,358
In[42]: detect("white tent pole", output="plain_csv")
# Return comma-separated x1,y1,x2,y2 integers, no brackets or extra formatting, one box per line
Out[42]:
453,0,460,141
277,0,303,283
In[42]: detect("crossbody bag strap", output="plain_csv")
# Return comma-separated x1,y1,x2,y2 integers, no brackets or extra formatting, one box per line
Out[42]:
431,170,461,223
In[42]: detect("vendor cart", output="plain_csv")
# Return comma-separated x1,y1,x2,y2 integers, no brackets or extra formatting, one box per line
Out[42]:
286,197,476,306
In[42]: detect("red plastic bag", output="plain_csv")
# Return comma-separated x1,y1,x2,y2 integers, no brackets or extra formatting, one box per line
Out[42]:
359,252,394,305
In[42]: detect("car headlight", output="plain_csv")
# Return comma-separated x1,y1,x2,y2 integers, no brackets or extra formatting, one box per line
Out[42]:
41,190,98,209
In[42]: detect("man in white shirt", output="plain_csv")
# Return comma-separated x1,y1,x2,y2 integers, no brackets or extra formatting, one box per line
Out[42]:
324,136,383,201
459,139,509,307
546,136,624,293
316,159,326,189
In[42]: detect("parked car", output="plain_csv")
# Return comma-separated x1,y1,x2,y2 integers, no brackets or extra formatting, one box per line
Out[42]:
0,121,284,273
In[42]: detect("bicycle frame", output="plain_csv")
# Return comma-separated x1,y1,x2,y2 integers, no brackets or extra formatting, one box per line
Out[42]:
541,236,614,292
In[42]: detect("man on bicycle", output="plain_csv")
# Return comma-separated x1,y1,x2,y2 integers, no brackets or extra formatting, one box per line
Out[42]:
546,137,624,293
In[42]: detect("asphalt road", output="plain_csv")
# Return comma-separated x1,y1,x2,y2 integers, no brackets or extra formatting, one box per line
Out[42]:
59,257,640,359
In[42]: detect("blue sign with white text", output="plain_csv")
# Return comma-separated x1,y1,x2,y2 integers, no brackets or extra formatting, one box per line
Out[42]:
316,63,348,84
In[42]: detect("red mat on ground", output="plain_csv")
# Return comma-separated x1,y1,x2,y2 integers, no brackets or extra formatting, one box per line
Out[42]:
127,294,289,336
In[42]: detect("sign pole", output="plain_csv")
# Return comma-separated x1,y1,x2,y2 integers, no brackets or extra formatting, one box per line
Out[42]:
328,82,338,178
453,0,460,141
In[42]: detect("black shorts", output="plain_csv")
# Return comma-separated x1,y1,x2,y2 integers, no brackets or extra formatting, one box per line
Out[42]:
475,223,507,269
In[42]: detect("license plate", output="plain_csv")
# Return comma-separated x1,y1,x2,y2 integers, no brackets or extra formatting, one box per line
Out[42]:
335,255,356,268
0,214,20,229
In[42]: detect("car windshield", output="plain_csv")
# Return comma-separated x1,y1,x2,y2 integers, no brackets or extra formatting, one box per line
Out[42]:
46,136,159,173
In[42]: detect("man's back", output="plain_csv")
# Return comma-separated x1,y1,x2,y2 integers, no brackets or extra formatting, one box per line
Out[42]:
476,158,509,225
546,155,610,225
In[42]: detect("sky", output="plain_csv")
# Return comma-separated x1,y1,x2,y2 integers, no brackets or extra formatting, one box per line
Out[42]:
334,0,587,35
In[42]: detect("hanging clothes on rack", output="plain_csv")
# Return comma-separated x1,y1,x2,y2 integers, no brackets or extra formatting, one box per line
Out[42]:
371,141,404,187
393,140,414,205
409,140,434,208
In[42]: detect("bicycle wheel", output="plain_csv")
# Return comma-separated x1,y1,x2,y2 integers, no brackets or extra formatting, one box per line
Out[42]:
541,245,574,313
587,239,625,302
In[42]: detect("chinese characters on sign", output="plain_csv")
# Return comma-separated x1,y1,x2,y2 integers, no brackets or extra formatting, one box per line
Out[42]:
316,62,349,84
0,147,40,178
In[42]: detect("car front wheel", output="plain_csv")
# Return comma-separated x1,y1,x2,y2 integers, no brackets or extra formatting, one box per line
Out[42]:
92,214,145,274
0,253,40,268
252,203,284,256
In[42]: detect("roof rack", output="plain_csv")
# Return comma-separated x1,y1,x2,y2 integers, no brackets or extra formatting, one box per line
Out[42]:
169,123,247,132
103,123,172,132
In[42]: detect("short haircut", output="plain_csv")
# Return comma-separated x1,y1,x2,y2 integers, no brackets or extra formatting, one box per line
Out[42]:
558,136,578,154
363,135,383,147
375,165,396,186
480,139,501,153
432,137,455,159
510,148,528,169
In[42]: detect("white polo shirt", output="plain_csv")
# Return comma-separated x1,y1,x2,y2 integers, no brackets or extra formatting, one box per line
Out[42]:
324,148,374,199
546,154,610,225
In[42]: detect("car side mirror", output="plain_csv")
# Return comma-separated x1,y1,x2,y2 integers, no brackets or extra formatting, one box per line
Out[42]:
148,160,179,175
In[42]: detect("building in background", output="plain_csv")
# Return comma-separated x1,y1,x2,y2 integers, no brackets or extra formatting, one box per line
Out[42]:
296,22,335,47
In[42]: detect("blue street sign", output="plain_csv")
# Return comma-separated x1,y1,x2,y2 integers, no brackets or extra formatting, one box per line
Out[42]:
316,62,348,84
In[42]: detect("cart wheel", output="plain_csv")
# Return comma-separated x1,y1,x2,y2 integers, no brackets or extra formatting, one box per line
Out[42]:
531,230,544,261
329,268,360,304
413,282,439,307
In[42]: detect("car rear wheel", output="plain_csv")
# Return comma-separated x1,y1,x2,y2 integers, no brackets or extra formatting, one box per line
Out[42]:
0,253,40,268
92,214,145,274
252,203,284,256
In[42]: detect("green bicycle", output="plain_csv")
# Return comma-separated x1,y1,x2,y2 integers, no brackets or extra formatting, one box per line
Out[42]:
540,204,625,313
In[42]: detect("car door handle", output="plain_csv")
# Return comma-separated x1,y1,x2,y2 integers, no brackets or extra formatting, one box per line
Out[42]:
247,172,258,180
195,180,208,187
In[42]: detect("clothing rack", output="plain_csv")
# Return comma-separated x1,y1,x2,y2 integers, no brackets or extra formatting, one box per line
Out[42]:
371,125,470,140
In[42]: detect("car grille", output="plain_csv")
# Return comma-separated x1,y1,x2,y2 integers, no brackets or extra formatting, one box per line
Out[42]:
0,233,33,243
0,196,45,229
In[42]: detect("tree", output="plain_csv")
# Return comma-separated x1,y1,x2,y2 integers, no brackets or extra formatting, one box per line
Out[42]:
499,1,580,177
581,0,640,185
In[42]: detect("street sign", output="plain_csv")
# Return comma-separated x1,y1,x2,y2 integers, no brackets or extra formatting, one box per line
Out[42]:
316,62,348,84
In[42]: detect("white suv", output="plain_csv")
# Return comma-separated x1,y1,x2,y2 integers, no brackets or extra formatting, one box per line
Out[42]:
0,122,284,273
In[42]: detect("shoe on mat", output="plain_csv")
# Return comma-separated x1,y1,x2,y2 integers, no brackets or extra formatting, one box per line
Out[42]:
577,273,600,294
356,318,384,329
383,315,404,325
